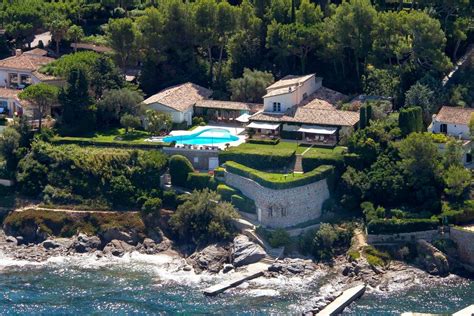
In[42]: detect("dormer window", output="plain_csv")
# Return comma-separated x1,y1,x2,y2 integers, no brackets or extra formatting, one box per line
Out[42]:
273,102,281,112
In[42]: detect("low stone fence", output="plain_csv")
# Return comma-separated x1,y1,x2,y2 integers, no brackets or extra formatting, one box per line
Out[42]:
224,171,330,228
367,230,439,244
450,227,474,266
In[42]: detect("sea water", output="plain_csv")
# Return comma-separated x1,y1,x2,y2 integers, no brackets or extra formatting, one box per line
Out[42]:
0,252,472,315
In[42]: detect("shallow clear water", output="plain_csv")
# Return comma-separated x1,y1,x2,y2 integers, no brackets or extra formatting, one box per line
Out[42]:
163,128,239,145
0,254,472,315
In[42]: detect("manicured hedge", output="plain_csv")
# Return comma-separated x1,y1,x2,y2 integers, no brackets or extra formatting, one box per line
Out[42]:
231,194,256,214
247,138,280,145
169,155,194,187
367,218,439,234
186,173,217,191
439,201,474,225
225,161,334,190
219,150,294,170
343,153,363,169
302,154,345,172
217,184,238,201
51,137,172,150
214,167,225,178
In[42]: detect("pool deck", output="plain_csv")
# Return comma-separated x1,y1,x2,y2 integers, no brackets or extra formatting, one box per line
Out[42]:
149,125,247,148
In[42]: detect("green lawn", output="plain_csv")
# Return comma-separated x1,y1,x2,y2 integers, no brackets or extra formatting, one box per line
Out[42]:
230,141,346,156
56,128,152,144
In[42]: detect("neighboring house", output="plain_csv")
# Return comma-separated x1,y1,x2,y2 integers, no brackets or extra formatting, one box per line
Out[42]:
247,74,358,146
144,82,212,126
194,100,262,123
429,106,474,167
429,106,474,140
0,88,26,118
0,49,60,89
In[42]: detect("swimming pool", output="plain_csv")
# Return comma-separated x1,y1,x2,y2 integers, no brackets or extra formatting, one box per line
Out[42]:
163,128,239,145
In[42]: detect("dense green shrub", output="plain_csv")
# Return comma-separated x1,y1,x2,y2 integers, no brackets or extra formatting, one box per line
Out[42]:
51,137,171,149
343,153,363,169
3,209,145,240
225,161,334,190
169,189,238,244
439,201,474,225
364,246,391,267
16,142,167,207
186,173,217,190
302,154,345,173
298,223,353,260
399,106,423,136
268,228,291,248
162,190,178,209
141,197,162,217
246,138,280,145
231,194,257,214
169,155,194,187
217,184,238,201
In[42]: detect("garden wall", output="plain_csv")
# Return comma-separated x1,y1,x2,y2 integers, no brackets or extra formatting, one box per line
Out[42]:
367,230,439,244
224,171,330,228
163,147,219,170
450,227,474,266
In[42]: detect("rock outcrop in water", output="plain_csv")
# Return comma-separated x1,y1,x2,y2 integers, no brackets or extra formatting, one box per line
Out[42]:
232,235,266,267
187,243,231,273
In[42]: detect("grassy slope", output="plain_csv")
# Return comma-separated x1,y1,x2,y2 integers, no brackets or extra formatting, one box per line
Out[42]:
54,128,153,144
228,141,346,157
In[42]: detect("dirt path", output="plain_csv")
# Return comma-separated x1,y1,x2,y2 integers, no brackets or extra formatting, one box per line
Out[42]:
352,228,368,251
14,204,138,214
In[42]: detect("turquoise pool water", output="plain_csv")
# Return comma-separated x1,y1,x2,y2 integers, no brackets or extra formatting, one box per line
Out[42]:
163,128,239,145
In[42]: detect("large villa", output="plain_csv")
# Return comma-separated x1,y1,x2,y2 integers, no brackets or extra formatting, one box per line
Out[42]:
145,74,359,147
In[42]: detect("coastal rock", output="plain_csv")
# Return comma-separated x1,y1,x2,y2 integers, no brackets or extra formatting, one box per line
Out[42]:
222,264,234,273
187,244,230,274
5,236,17,245
101,228,139,245
103,239,135,257
416,240,450,277
42,239,61,249
71,233,102,253
232,235,266,267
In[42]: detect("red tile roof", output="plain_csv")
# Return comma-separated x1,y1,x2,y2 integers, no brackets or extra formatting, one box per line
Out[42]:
144,82,212,112
435,106,474,125
0,52,55,71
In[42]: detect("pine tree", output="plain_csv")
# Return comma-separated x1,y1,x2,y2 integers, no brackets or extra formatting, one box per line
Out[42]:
59,68,95,135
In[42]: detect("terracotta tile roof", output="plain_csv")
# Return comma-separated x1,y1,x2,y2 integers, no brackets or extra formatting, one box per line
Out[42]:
435,106,474,125
32,70,59,81
195,100,262,113
0,87,20,99
24,48,48,56
71,43,113,53
0,52,55,71
144,82,212,112
291,107,359,126
266,74,315,90
250,84,357,127
301,87,347,109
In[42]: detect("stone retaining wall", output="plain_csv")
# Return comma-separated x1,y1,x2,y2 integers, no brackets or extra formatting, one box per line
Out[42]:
224,171,329,228
450,227,474,266
367,230,439,244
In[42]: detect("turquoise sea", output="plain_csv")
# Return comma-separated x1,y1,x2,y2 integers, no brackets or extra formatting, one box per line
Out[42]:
0,253,472,315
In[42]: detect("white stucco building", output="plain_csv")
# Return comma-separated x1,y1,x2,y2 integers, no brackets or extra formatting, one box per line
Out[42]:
429,106,474,140
0,49,60,90
248,74,358,145
429,106,474,167
143,82,212,126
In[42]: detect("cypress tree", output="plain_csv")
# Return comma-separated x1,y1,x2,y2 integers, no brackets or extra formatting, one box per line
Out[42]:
360,106,367,129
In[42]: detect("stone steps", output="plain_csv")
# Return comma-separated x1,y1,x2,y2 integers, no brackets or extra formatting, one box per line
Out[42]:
293,154,304,173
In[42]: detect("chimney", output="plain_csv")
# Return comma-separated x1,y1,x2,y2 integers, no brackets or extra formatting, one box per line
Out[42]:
15,49,22,57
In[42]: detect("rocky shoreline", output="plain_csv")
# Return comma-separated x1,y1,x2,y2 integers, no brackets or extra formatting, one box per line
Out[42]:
1,228,466,301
